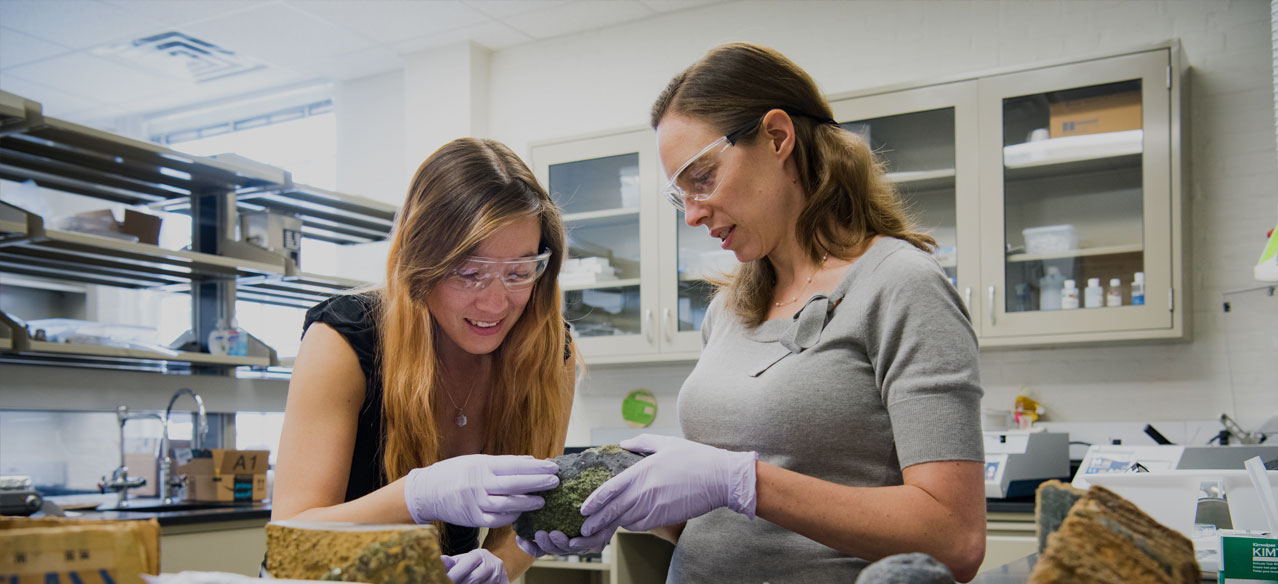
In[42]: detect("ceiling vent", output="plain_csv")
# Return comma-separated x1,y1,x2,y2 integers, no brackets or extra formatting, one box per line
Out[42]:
92,32,264,83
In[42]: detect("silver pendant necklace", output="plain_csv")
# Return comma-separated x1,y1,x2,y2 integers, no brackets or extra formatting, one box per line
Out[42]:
443,369,479,427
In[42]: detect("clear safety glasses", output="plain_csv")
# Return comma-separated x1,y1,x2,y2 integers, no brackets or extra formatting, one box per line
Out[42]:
444,250,552,292
660,115,765,211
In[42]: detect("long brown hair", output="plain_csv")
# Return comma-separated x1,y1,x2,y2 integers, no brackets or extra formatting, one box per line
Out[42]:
379,138,572,483
651,42,936,327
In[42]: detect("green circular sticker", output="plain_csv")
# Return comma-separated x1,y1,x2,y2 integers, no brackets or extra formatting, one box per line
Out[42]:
622,389,657,428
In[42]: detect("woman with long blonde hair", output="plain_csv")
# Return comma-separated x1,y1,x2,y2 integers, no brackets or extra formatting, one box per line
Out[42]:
272,138,577,584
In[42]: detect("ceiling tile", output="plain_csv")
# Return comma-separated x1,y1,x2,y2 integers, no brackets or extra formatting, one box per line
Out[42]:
0,0,165,49
82,68,310,124
0,73,105,118
502,0,655,40
294,0,490,45
293,45,404,82
180,2,376,70
103,0,264,28
0,26,73,69
4,52,178,104
394,19,532,54
464,0,570,20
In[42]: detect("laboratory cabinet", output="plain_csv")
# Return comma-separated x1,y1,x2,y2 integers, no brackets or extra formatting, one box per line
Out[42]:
531,129,714,364
831,43,1187,346
538,43,1186,363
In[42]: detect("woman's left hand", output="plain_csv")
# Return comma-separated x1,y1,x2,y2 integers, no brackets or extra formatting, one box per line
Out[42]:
577,434,758,538
441,549,507,584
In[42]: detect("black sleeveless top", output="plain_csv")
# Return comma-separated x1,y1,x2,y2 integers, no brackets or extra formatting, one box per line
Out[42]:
302,292,570,555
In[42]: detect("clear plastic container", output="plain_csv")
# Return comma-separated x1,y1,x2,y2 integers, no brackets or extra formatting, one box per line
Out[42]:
1022,224,1079,254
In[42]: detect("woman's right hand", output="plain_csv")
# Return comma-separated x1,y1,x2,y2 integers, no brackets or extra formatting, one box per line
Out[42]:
404,454,559,528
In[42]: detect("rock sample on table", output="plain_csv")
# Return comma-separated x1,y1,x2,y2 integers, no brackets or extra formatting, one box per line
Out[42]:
1034,479,1086,552
514,445,646,541
1028,485,1199,584
265,521,448,584
855,552,954,584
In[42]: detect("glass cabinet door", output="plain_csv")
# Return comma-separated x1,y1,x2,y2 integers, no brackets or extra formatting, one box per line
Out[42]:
828,81,981,320
656,207,724,353
978,51,1173,339
533,129,660,358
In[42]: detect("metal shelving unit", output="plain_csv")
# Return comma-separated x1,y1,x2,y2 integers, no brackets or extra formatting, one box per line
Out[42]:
0,90,390,372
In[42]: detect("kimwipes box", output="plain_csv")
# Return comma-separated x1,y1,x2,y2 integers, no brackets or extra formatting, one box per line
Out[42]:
178,449,269,502
1049,91,1142,138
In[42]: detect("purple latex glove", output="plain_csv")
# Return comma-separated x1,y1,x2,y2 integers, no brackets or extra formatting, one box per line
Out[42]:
404,454,559,528
440,549,507,584
578,434,758,537
515,528,613,558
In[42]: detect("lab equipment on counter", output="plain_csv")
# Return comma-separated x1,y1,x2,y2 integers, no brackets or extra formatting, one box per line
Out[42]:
1073,444,1278,489
983,430,1070,499
0,476,42,516
1085,468,1278,576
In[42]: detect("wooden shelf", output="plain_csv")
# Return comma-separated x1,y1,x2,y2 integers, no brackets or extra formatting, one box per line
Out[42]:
560,277,641,292
1006,243,1143,263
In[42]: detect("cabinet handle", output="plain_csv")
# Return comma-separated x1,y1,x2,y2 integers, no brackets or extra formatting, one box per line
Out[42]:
663,308,673,342
987,285,997,326
963,287,972,310
644,309,654,345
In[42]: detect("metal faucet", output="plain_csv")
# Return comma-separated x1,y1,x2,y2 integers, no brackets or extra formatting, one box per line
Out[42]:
100,406,162,508
160,388,208,504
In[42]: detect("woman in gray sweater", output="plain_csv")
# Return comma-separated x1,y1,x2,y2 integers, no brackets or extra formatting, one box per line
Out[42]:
522,43,988,583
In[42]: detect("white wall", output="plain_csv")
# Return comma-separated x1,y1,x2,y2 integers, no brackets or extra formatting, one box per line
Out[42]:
473,0,1278,442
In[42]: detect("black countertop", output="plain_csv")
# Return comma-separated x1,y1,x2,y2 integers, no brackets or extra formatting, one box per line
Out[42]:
986,496,1035,514
37,499,271,528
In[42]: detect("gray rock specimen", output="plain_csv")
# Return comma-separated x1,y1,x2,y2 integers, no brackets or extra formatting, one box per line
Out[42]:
514,445,645,541
855,552,955,584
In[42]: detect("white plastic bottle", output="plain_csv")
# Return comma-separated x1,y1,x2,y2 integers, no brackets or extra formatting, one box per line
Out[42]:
1131,272,1145,305
1061,279,1080,309
1106,278,1123,307
1084,278,1103,308
1039,266,1064,311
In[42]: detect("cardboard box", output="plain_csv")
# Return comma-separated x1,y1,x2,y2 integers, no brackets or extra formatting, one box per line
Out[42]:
0,516,160,584
177,449,269,503
119,209,162,246
1049,91,1142,138
61,208,162,245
